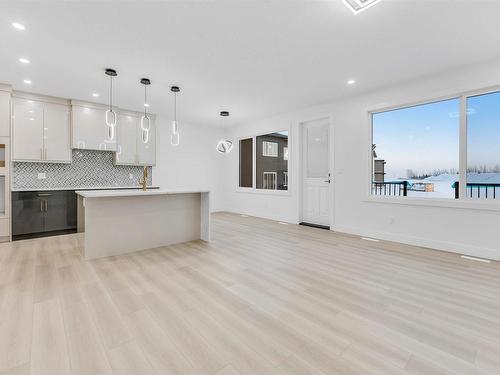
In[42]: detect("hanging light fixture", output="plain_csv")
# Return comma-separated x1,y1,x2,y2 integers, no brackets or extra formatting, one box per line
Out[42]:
170,86,180,146
104,68,117,141
216,111,233,154
140,78,151,143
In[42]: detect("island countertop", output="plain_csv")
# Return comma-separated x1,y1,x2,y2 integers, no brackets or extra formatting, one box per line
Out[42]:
77,189,211,259
76,189,210,198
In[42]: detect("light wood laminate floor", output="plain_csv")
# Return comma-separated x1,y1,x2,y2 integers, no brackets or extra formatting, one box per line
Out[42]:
1,212,499,375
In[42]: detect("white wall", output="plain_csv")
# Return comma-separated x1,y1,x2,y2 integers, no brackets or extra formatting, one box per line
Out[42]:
222,59,500,260
153,117,226,212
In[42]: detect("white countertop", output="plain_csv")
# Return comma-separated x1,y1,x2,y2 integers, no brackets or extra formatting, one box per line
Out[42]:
76,189,210,198
12,186,160,192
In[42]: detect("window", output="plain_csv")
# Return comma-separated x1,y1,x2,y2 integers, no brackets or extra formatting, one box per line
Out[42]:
238,131,288,191
239,138,253,188
263,172,277,190
371,98,460,199
262,141,278,157
466,91,500,199
257,132,288,190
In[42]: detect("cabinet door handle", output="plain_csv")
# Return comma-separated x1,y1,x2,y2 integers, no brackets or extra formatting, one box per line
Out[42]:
44,199,48,212
40,199,43,212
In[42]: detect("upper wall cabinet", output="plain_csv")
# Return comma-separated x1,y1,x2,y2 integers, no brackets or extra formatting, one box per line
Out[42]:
115,110,156,166
12,95,71,163
0,89,11,137
71,101,117,152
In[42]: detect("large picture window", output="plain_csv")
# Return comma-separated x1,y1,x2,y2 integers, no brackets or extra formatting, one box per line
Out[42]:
371,88,500,201
372,98,460,199
238,131,288,191
466,91,500,199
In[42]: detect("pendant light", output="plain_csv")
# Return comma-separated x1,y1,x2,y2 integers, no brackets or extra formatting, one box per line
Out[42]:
170,86,180,146
140,78,151,143
216,111,233,154
104,68,117,141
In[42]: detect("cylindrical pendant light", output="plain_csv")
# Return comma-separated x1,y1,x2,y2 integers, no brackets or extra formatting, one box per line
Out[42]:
170,86,180,146
105,68,117,140
216,111,233,154
140,78,151,143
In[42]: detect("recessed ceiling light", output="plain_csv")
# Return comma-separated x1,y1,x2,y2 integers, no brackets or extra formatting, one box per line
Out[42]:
92,93,99,97
347,79,356,85
144,103,150,107
19,57,30,64
23,79,32,84
12,22,25,30
343,0,383,14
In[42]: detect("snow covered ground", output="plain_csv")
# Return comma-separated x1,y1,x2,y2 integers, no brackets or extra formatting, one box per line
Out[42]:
381,173,500,199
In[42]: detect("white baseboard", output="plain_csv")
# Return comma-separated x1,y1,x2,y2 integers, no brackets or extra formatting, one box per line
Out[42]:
332,224,500,262
222,209,299,224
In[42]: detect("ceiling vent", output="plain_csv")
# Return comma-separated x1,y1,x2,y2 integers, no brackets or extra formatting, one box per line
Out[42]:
343,0,383,14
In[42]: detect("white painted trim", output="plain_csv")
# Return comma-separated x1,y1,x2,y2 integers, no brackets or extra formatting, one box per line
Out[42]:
224,209,299,225
0,84,12,93
368,83,500,116
363,195,500,211
332,224,500,262
13,90,70,106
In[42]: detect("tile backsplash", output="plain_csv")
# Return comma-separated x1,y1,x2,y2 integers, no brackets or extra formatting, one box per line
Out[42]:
13,149,152,190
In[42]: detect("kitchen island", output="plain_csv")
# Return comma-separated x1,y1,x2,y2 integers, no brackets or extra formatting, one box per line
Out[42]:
76,189,210,259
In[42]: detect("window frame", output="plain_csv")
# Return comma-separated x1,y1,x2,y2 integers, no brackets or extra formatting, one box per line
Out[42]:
236,128,291,196
367,85,500,211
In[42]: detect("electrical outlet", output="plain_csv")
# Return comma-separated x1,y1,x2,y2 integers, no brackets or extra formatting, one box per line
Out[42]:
37,173,46,180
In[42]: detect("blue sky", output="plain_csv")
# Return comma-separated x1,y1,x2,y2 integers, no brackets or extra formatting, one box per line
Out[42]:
373,92,500,179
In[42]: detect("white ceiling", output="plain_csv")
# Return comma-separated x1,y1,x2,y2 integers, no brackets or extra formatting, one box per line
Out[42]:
1,0,500,127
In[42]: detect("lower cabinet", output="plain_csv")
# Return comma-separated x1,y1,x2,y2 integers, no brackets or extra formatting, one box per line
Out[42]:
12,190,77,240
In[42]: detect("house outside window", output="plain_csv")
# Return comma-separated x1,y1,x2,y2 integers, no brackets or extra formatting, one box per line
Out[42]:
238,131,289,191
263,172,277,189
262,141,278,157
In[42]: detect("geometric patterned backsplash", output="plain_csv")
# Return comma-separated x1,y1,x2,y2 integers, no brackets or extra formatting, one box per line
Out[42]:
13,149,152,190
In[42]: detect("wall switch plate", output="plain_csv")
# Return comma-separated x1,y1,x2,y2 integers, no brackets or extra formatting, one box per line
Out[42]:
37,173,46,179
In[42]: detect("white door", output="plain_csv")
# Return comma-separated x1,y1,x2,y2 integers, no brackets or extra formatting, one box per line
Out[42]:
301,118,330,227
116,113,138,165
44,102,71,162
13,98,44,161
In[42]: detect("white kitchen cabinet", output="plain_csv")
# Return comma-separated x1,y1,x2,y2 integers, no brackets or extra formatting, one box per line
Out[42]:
0,90,11,137
13,98,44,161
115,112,139,165
43,103,71,162
71,101,117,152
136,116,156,166
12,97,71,163
115,112,156,166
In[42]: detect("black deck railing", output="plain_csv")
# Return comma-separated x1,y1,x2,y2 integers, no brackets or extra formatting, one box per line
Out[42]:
372,181,408,196
453,182,500,199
